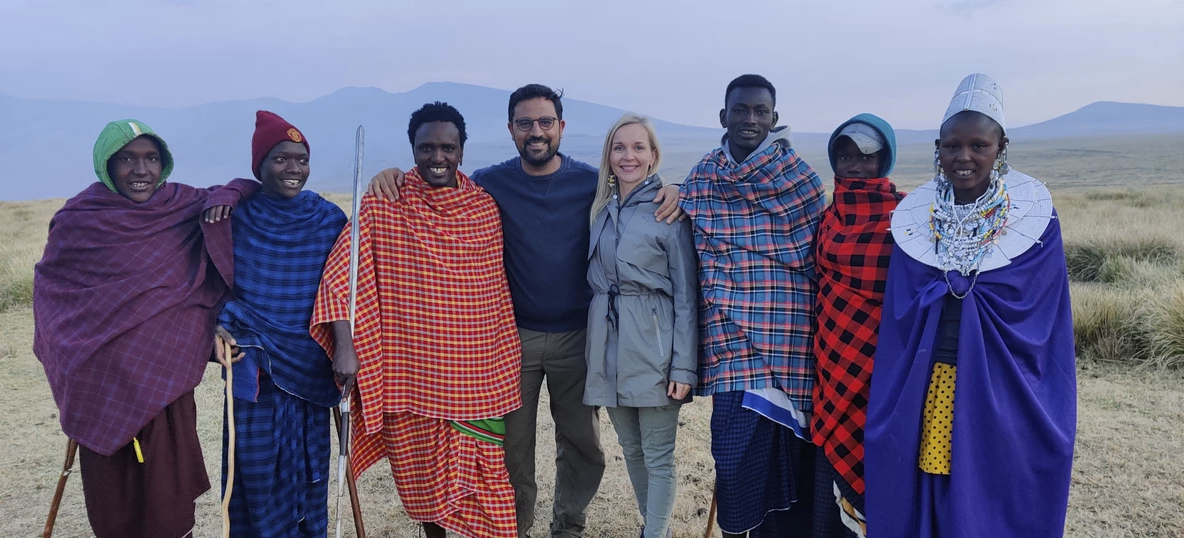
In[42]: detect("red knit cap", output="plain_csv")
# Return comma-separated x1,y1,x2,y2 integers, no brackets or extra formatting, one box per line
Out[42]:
251,110,310,179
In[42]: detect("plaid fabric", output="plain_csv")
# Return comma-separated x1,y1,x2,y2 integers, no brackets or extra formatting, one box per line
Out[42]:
351,412,517,538
710,392,813,535
217,189,347,407
677,142,825,411
33,180,252,455
811,176,903,501
221,378,331,538
813,452,861,538
834,475,866,537
311,168,522,435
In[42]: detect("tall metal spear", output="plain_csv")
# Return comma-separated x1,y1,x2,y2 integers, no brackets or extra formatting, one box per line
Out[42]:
334,125,365,538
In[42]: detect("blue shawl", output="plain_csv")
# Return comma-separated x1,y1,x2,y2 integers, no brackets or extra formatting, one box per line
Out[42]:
218,188,348,407
864,214,1076,538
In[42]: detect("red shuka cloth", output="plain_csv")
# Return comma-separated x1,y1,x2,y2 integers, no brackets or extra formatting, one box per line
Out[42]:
811,176,903,496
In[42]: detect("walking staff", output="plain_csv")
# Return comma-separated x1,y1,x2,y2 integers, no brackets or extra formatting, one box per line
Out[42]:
334,125,367,538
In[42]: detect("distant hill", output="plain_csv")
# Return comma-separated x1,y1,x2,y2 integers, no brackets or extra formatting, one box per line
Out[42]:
1009,101,1184,138
867,102,1184,145
1,84,1180,200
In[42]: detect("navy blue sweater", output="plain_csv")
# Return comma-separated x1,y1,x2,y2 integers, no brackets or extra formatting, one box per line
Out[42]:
471,154,598,332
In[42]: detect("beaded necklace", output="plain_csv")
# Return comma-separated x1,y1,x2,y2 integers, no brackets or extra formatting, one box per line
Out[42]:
929,173,1010,295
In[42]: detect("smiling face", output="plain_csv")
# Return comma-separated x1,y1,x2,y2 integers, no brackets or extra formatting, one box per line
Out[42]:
832,136,884,179
509,97,565,172
937,111,1008,203
609,122,657,196
258,140,310,199
414,121,463,188
107,136,164,203
720,86,778,162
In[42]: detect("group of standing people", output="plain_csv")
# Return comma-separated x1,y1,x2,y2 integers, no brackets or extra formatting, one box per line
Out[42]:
32,71,1077,538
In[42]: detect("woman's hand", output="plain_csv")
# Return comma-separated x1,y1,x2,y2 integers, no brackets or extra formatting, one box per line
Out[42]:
667,381,691,400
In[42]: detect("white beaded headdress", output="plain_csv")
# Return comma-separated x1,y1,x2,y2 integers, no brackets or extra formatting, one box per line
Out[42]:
942,73,1005,131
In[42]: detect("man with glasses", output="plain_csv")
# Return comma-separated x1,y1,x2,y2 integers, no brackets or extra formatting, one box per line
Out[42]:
475,84,604,538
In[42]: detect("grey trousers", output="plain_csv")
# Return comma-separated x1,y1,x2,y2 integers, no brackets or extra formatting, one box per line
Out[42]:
504,327,607,537
606,404,681,538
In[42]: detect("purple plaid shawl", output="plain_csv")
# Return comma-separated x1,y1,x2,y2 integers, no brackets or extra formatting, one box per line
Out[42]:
33,180,251,455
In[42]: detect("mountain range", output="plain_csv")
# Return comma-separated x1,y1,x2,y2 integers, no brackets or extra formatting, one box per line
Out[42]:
2,82,1182,200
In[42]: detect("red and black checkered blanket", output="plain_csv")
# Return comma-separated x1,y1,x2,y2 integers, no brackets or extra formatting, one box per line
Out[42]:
811,176,903,499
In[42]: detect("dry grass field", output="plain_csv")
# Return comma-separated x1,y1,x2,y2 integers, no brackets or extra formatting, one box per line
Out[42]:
1,134,1182,537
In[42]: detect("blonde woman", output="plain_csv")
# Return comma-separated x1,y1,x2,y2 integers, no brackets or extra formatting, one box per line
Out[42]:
584,114,698,538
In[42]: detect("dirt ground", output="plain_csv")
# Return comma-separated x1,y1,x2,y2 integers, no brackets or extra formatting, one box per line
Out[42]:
2,304,1181,537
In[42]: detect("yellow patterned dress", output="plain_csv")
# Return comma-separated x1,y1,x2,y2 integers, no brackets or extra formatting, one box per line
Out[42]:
919,295,961,475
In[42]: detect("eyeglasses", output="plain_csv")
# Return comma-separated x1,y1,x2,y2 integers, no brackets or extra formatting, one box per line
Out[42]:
513,116,558,132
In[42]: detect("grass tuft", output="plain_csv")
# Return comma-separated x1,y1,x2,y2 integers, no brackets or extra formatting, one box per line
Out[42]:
1146,283,1184,369
1071,284,1152,364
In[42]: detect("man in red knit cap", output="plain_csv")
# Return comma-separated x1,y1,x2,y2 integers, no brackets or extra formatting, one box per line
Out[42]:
209,110,349,538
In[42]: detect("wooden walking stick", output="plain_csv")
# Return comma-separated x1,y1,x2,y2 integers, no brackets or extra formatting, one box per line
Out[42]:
702,481,717,538
220,339,236,538
42,438,78,538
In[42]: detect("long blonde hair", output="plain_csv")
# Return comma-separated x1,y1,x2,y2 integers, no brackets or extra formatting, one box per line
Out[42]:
590,113,664,224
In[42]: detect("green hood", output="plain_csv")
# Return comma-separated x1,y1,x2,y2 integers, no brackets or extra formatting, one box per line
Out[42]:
92,119,175,192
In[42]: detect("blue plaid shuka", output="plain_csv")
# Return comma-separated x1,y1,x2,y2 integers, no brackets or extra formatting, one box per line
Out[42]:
711,391,816,536
217,188,347,538
218,189,347,408
677,132,825,411
223,379,332,538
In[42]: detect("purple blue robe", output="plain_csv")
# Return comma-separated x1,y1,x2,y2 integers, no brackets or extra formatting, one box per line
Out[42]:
865,213,1076,538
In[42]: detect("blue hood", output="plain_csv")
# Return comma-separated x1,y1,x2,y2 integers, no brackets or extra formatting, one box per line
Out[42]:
827,113,897,178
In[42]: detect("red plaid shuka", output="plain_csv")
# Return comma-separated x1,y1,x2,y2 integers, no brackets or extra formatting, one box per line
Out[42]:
811,176,903,498
310,168,522,457
310,169,522,537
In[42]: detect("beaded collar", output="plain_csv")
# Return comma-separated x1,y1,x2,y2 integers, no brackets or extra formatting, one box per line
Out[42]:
929,176,1011,276
890,169,1055,278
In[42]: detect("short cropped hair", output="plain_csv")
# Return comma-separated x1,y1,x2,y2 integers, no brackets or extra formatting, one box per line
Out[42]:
407,101,467,147
725,74,776,106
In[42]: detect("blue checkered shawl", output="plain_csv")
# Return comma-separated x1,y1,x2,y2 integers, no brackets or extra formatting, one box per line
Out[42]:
677,139,825,409
219,189,347,407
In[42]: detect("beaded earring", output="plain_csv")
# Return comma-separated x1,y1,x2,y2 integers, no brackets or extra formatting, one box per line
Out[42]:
986,147,1009,190
933,147,948,186
608,174,618,200
996,147,1010,176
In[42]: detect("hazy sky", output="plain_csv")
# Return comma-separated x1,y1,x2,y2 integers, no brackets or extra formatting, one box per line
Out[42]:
3,0,1182,132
